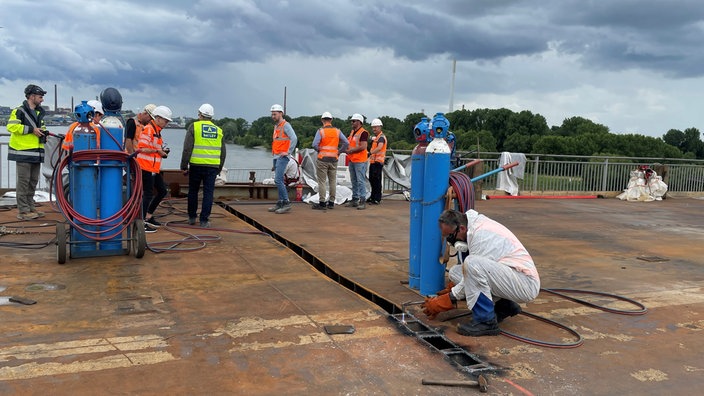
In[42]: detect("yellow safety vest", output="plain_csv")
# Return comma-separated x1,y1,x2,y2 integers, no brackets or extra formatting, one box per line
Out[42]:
190,120,223,166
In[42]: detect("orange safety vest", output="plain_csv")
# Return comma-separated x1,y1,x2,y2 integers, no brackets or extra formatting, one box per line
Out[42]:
271,120,291,156
61,122,100,151
370,132,387,164
135,120,163,173
133,117,144,142
347,127,368,163
317,124,341,160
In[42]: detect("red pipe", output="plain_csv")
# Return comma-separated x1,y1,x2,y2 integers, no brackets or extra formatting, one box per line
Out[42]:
486,195,600,200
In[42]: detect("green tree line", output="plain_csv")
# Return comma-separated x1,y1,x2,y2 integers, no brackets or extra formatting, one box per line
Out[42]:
187,108,703,159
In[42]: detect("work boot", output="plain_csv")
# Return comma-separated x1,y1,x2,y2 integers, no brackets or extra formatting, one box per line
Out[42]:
268,201,283,212
356,202,366,210
457,317,500,337
31,210,46,218
275,201,292,214
200,221,211,228
311,202,327,210
17,212,39,220
345,199,358,208
188,217,196,225
494,299,522,323
326,201,335,209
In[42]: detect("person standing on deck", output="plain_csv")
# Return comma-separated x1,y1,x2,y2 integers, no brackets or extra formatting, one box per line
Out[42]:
344,113,369,210
367,118,387,205
311,112,349,210
124,104,156,154
268,104,297,214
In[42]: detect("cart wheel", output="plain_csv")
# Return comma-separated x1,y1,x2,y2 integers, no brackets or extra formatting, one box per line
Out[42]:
56,222,67,264
133,219,146,259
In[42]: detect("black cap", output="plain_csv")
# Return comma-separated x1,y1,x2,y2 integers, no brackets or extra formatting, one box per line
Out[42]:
24,84,47,97
99,87,123,112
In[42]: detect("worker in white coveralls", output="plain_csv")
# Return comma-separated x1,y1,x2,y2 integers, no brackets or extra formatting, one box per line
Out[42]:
421,209,541,336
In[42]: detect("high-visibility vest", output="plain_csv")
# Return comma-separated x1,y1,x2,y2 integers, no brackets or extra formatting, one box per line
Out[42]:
272,120,291,155
62,122,100,151
135,121,163,173
317,124,341,160
190,120,223,166
370,132,387,163
347,127,368,163
6,102,45,163
133,117,144,142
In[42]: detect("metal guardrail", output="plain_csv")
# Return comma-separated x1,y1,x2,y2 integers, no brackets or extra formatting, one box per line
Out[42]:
3,134,704,194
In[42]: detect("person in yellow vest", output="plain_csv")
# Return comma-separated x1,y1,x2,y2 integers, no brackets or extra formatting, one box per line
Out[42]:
136,105,172,233
344,113,369,210
311,112,349,210
6,84,48,220
268,104,297,214
124,104,156,154
367,118,387,205
180,104,226,228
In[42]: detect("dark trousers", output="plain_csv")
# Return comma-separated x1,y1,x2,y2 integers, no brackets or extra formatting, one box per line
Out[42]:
369,162,383,202
142,170,167,218
188,165,219,222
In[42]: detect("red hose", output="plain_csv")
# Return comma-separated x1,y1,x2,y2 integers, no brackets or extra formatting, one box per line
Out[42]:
55,150,143,241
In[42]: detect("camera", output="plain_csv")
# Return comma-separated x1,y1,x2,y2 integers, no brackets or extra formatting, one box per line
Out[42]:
38,130,48,144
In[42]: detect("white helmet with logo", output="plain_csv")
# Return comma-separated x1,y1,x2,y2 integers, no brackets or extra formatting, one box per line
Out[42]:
152,105,173,122
351,113,364,122
198,103,214,117
371,118,383,127
270,104,284,112
321,111,333,119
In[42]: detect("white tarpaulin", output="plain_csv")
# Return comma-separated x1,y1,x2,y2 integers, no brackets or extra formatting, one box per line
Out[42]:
616,168,668,202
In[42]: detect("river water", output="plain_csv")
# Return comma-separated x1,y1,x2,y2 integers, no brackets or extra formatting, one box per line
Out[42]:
1,126,274,188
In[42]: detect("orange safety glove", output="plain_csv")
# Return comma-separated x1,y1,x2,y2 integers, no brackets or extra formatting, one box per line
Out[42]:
421,293,456,319
436,281,455,295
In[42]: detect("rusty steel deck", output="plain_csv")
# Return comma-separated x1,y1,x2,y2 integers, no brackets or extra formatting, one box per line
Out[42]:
1,196,703,395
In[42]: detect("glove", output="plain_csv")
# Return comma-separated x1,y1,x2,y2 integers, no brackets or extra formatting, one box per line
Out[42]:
421,293,455,319
436,281,455,296
454,241,468,253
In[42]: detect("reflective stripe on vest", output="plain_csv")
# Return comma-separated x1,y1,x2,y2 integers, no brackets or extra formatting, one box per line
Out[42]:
7,106,45,162
135,121,163,172
272,121,291,155
347,127,368,163
190,120,223,166
317,125,340,159
370,132,387,163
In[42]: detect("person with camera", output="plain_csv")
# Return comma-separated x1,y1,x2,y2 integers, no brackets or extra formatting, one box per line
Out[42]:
136,105,173,232
6,84,49,220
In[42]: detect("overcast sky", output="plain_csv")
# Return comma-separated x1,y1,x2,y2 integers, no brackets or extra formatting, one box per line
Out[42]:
2,0,704,137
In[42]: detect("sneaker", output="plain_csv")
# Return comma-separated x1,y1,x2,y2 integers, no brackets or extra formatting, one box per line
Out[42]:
311,202,327,210
144,224,157,233
275,202,292,214
494,299,522,323
345,200,358,208
268,201,283,212
17,212,39,220
146,217,162,227
457,317,501,337
326,201,334,209
356,202,366,210
32,210,46,217
200,221,211,228
188,217,196,225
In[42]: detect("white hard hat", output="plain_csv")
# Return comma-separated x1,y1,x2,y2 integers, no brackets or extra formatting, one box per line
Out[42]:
87,100,103,115
371,118,383,127
143,104,157,118
351,113,364,122
270,104,284,112
321,111,333,119
198,103,214,117
152,105,173,122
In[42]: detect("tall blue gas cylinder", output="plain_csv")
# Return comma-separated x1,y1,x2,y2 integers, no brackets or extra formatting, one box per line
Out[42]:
71,123,99,255
98,114,124,252
409,117,431,290
419,113,451,296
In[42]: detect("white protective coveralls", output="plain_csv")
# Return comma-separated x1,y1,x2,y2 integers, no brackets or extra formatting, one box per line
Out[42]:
447,210,541,316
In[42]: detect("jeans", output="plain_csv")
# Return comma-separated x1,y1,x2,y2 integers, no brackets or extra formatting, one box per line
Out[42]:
188,165,219,222
348,161,368,201
142,170,167,218
274,156,290,203
15,162,41,213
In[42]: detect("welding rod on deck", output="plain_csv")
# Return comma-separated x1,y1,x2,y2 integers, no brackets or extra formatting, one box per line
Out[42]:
422,374,489,392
